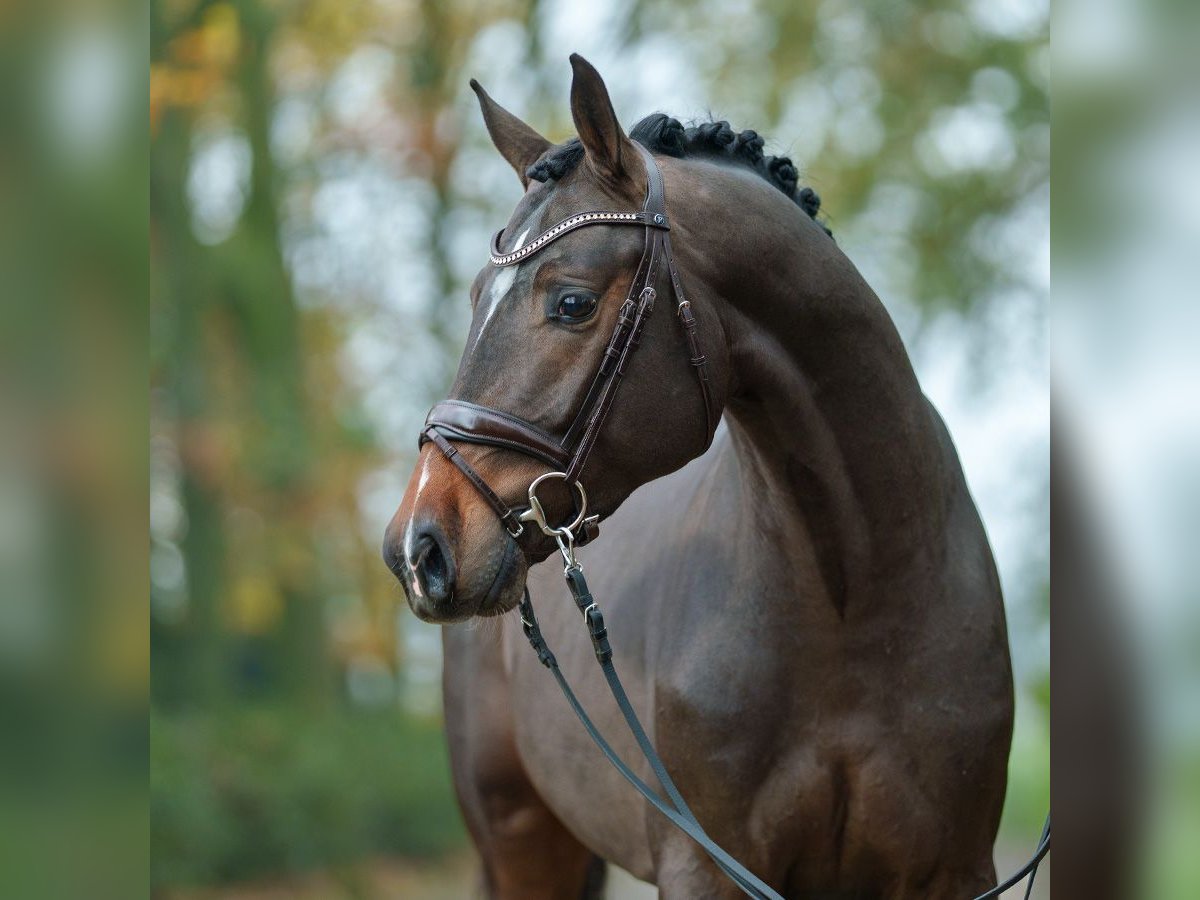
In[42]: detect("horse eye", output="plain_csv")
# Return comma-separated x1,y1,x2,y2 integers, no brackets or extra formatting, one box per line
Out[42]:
555,293,598,322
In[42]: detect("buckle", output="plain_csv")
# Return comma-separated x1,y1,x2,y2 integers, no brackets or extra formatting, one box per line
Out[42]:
579,514,601,545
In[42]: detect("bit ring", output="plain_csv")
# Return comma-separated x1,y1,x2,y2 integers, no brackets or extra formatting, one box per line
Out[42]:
519,472,588,537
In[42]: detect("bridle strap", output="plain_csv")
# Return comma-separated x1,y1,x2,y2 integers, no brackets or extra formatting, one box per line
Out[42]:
520,575,785,900
423,399,571,470
560,148,665,452
664,229,715,443
561,143,679,483
520,567,1050,900
421,427,527,538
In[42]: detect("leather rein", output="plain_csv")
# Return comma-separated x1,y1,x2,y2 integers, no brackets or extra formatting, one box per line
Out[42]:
418,144,1048,899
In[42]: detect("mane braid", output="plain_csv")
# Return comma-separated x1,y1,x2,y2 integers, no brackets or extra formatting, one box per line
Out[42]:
525,113,831,236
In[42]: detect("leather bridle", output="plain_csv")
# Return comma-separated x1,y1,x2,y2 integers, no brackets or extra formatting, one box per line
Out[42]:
419,143,715,548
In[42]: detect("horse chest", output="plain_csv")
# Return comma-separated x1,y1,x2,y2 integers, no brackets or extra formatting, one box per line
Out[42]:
498,547,821,879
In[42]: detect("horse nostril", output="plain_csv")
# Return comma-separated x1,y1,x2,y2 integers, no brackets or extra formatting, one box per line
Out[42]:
382,537,405,578
411,524,455,604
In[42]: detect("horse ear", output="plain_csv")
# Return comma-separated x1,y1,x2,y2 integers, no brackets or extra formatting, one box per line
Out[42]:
470,79,551,188
569,54,636,183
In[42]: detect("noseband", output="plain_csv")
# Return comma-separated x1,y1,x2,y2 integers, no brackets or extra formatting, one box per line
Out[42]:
419,144,715,547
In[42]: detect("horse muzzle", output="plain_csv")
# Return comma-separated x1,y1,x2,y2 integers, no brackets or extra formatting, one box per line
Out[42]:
383,447,534,623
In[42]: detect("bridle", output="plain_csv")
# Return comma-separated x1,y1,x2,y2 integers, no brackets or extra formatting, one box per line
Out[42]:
419,143,715,556
416,143,1049,899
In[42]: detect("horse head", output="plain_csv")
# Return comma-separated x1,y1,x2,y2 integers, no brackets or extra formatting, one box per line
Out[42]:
383,56,730,622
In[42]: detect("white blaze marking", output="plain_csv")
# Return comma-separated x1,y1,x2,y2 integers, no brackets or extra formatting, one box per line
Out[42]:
404,456,434,597
416,455,432,496
471,226,530,354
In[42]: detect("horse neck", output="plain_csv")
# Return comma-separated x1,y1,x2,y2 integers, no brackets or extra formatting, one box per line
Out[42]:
709,214,949,609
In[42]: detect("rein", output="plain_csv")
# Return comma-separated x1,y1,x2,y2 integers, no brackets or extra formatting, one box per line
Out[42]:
420,144,1049,898
520,550,1050,900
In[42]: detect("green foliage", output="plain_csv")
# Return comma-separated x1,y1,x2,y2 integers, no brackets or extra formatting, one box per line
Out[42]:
998,708,1050,838
150,706,467,889
1144,755,1200,898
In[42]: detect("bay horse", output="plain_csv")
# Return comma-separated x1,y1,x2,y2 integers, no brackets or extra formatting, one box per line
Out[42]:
383,55,1014,899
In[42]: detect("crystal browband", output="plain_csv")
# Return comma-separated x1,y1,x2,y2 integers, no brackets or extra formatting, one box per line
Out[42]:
490,210,669,267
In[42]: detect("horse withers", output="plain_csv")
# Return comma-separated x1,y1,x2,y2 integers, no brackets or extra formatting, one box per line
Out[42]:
383,55,1014,899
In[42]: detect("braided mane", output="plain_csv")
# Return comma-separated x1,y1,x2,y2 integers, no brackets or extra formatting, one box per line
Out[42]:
526,113,830,236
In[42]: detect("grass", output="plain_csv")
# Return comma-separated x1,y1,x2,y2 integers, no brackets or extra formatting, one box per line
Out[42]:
150,704,467,891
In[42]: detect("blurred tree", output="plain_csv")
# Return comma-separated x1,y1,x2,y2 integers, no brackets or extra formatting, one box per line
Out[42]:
150,0,541,709
152,0,334,706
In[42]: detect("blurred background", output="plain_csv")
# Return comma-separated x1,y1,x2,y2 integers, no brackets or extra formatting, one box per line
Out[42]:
0,0,1190,895
146,0,1053,896
19,0,1200,896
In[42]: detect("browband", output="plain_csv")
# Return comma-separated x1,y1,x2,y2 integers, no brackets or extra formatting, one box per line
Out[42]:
490,210,669,267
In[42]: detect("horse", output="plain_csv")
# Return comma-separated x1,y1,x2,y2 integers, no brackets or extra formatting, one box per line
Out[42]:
383,54,1014,899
